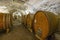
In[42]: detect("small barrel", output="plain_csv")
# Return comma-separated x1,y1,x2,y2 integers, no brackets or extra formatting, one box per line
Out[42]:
33,11,58,40
0,13,12,33
26,13,34,32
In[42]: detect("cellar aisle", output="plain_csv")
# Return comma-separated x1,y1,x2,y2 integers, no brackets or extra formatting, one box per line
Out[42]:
0,24,36,40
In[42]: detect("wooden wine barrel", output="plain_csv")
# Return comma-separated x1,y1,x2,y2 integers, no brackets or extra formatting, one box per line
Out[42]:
33,11,58,40
22,15,25,24
0,13,12,33
22,15,27,26
26,14,34,32
56,15,60,34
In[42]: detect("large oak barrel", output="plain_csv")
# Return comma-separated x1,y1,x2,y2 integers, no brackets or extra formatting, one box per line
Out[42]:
26,13,34,32
0,13,12,33
33,11,58,40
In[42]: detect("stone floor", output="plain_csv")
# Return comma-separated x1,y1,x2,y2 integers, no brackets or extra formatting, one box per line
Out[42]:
55,33,60,40
0,24,37,40
0,24,60,40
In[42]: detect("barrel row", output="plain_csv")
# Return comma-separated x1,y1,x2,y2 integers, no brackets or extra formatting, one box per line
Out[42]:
22,11,60,40
0,13,12,33
0,11,59,40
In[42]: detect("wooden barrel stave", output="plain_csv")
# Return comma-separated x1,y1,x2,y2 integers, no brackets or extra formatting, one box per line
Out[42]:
0,13,5,29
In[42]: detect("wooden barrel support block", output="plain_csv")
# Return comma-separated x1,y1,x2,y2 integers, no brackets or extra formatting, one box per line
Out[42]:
33,11,58,39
